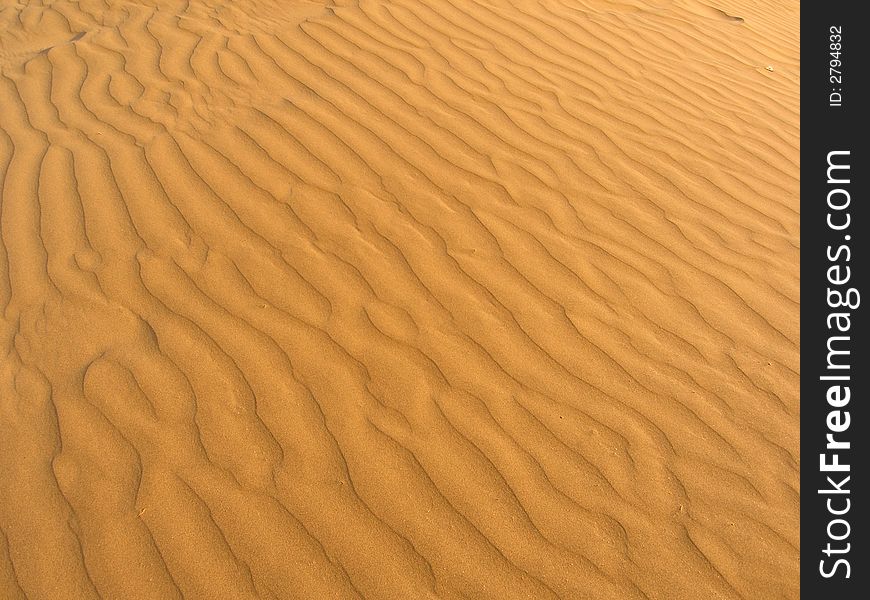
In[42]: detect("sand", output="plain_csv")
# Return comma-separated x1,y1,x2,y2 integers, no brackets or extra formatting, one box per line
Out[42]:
0,0,799,598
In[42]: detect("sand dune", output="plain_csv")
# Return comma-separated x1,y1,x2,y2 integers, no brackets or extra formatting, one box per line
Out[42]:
1,0,798,598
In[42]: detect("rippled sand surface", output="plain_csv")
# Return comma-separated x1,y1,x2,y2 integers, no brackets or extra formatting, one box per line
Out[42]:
0,1,799,598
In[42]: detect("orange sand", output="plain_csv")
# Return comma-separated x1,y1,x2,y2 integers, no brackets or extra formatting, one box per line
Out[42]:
0,1,799,598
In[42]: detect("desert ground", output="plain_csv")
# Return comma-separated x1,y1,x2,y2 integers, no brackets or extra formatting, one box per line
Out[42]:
0,0,799,598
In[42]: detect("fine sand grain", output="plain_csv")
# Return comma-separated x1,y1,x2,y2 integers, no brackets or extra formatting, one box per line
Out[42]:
0,1,799,598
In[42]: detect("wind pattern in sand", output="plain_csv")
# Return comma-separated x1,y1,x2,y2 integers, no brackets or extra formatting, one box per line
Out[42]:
1,0,799,598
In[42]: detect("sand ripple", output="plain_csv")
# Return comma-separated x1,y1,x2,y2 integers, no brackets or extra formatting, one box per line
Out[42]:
1,1,798,598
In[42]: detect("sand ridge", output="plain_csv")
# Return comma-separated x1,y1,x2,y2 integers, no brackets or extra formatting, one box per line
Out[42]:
1,0,798,598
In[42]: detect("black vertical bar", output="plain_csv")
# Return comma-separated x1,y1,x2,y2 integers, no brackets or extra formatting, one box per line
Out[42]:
802,2,866,597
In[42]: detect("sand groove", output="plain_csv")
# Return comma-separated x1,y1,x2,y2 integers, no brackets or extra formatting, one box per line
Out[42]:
1,0,798,598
